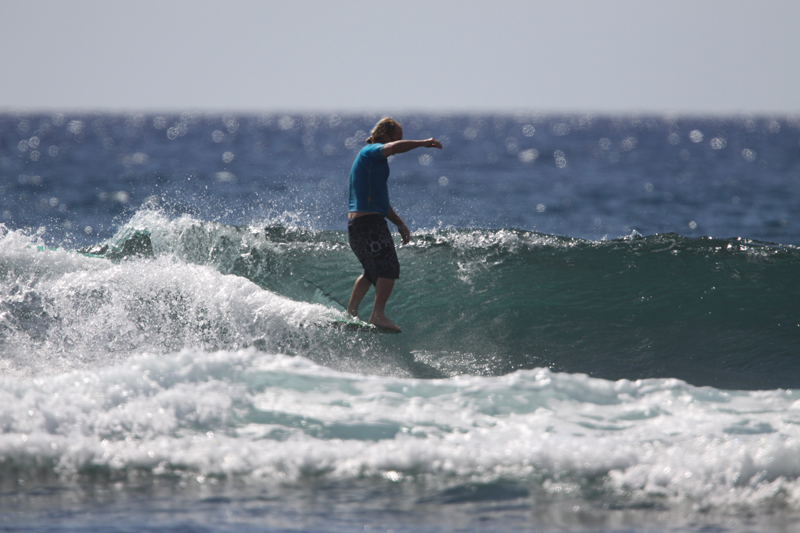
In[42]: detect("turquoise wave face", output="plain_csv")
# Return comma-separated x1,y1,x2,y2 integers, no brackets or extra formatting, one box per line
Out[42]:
61,211,800,390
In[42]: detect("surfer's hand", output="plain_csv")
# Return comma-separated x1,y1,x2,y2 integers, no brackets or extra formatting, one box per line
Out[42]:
398,223,411,245
425,138,443,149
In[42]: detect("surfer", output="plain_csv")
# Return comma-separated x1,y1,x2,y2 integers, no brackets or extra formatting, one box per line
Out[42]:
346,117,443,332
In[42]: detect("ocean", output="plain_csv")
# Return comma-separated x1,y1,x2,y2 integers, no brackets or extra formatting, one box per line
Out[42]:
1,111,799,532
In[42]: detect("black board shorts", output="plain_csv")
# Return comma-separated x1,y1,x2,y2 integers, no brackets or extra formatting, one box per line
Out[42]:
348,214,400,285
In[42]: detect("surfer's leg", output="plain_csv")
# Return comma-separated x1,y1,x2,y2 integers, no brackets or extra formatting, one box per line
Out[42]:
347,274,371,317
369,277,401,332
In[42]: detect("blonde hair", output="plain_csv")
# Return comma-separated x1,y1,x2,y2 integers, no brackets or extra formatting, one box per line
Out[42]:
366,117,400,144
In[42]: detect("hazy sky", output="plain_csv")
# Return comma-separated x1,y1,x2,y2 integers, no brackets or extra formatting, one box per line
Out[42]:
2,0,799,115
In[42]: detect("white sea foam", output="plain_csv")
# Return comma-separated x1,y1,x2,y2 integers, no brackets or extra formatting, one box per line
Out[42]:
2,348,800,514
0,226,337,375
413,227,580,254
0,224,112,282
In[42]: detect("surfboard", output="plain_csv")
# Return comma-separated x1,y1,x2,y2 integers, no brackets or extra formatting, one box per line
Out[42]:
327,317,401,334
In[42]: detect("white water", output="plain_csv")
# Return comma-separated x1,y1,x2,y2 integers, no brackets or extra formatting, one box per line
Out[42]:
3,345,800,514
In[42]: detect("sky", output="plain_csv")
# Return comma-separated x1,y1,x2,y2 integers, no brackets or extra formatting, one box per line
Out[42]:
2,0,799,115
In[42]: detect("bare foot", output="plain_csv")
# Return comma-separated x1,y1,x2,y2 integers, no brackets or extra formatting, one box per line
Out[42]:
369,314,402,332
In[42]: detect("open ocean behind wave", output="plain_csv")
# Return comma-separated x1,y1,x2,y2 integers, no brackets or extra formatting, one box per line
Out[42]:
1,112,800,532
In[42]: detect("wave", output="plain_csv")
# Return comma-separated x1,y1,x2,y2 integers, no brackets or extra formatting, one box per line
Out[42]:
3,211,799,389
0,221,431,379
4,213,800,524
3,348,800,519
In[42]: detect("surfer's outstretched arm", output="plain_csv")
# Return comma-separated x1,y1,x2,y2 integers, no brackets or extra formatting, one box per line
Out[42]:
382,138,442,157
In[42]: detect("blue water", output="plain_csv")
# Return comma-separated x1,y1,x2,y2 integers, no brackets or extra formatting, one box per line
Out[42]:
2,112,800,532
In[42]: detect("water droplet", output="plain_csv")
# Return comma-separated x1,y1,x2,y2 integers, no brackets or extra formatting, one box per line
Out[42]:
710,138,726,150
552,123,571,136
621,137,638,151
518,149,538,163
741,149,757,162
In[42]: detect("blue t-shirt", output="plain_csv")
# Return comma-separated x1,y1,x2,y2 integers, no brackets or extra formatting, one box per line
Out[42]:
348,143,390,216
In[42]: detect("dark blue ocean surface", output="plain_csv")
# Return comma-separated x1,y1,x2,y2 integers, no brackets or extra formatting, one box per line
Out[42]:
2,112,800,533
2,112,799,247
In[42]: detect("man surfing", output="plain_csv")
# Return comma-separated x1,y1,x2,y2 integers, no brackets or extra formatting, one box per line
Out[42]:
346,117,443,332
